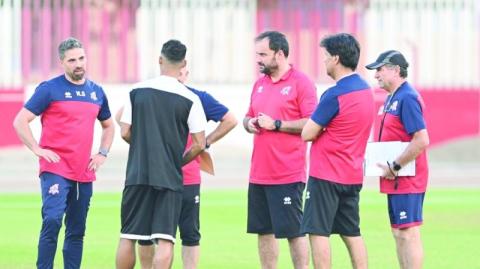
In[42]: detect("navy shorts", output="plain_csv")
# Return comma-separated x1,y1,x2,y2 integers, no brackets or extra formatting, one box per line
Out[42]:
301,176,362,236
120,185,182,244
388,193,425,228
247,182,305,239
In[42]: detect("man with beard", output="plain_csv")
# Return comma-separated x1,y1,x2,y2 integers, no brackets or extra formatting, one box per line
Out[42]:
243,31,317,269
13,37,115,269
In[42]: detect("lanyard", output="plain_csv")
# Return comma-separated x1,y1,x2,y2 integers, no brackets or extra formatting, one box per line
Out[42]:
378,91,399,189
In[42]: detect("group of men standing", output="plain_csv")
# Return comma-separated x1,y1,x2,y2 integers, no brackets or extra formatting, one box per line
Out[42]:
13,30,429,269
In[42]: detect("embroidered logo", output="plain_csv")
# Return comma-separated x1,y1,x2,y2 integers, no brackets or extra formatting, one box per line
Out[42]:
280,86,291,96
48,184,60,195
257,86,263,93
399,211,407,220
76,90,86,97
378,105,384,115
283,196,292,205
390,100,398,111
305,191,310,200
90,91,98,101
65,91,72,98
194,195,200,204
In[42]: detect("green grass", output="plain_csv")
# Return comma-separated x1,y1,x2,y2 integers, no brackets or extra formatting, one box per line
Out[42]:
1,189,479,268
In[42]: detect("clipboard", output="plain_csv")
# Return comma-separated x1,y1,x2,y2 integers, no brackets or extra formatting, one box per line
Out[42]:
364,141,415,176
199,150,215,175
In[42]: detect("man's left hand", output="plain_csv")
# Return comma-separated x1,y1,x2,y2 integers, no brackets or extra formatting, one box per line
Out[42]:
88,154,107,171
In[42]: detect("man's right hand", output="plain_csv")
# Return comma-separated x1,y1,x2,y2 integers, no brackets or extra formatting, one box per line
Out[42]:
33,147,60,163
246,117,259,133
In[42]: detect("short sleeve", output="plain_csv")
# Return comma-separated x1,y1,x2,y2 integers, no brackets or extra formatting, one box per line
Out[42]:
199,91,228,122
401,94,426,134
310,89,339,127
297,77,318,118
97,88,112,121
24,82,51,115
187,94,207,133
120,91,132,125
245,83,257,118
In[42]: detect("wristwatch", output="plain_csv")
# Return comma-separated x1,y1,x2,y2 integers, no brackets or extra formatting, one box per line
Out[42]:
392,161,402,172
98,148,109,157
274,120,282,131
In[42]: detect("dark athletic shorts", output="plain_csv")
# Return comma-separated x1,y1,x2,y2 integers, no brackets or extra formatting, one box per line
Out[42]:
247,182,305,239
388,193,425,229
301,176,362,236
120,185,182,244
138,184,201,246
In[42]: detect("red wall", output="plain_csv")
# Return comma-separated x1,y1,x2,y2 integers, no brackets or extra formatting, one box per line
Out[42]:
373,88,480,146
0,88,24,147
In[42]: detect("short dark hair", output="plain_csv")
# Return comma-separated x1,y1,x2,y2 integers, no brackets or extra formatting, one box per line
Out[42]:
320,33,360,71
255,31,289,57
58,37,83,60
161,39,187,63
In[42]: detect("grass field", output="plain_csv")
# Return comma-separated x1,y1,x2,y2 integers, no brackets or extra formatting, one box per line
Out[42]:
1,189,480,268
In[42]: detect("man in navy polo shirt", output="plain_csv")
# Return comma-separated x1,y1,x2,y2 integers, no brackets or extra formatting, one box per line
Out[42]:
366,50,429,269
301,33,374,269
13,37,115,269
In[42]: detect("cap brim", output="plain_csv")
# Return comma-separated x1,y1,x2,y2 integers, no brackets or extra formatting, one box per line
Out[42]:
365,62,384,70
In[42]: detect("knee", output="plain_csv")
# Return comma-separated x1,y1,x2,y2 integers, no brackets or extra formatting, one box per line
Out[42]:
392,228,415,242
42,216,62,231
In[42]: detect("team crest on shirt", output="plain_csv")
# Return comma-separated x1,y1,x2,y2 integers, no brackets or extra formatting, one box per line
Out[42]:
257,86,263,93
378,105,384,115
280,86,291,96
65,91,72,98
90,91,98,101
389,101,398,111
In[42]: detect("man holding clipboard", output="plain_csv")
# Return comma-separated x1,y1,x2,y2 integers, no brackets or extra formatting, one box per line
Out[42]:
366,50,429,269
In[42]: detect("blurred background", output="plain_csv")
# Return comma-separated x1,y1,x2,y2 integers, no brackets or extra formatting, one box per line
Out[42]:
0,0,479,191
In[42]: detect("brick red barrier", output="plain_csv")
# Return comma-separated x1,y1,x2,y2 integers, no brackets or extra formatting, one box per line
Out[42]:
0,88,24,147
373,88,480,146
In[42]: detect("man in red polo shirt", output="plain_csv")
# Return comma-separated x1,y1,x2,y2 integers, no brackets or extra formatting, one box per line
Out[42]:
243,31,317,269
301,33,374,269
366,50,429,269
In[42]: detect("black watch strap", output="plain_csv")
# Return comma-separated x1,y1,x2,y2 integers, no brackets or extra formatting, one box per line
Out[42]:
392,161,402,171
274,120,282,131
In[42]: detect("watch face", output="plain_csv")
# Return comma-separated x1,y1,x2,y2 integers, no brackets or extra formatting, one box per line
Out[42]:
393,163,401,171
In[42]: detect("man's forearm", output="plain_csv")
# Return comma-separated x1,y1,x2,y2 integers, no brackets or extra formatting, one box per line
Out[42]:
183,143,204,165
206,112,237,145
278,118,309,134
13,113,40,153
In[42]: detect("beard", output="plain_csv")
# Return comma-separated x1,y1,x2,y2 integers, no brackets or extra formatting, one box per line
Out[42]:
258,62,277,75
67,68,85,81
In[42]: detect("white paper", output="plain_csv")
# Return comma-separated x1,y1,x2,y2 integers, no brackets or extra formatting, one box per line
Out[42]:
364,141,415,176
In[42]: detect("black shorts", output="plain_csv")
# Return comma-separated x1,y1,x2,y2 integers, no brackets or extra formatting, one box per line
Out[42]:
301,176,362,237
247,182,305,239
120,185,182,244
179,184,201,246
